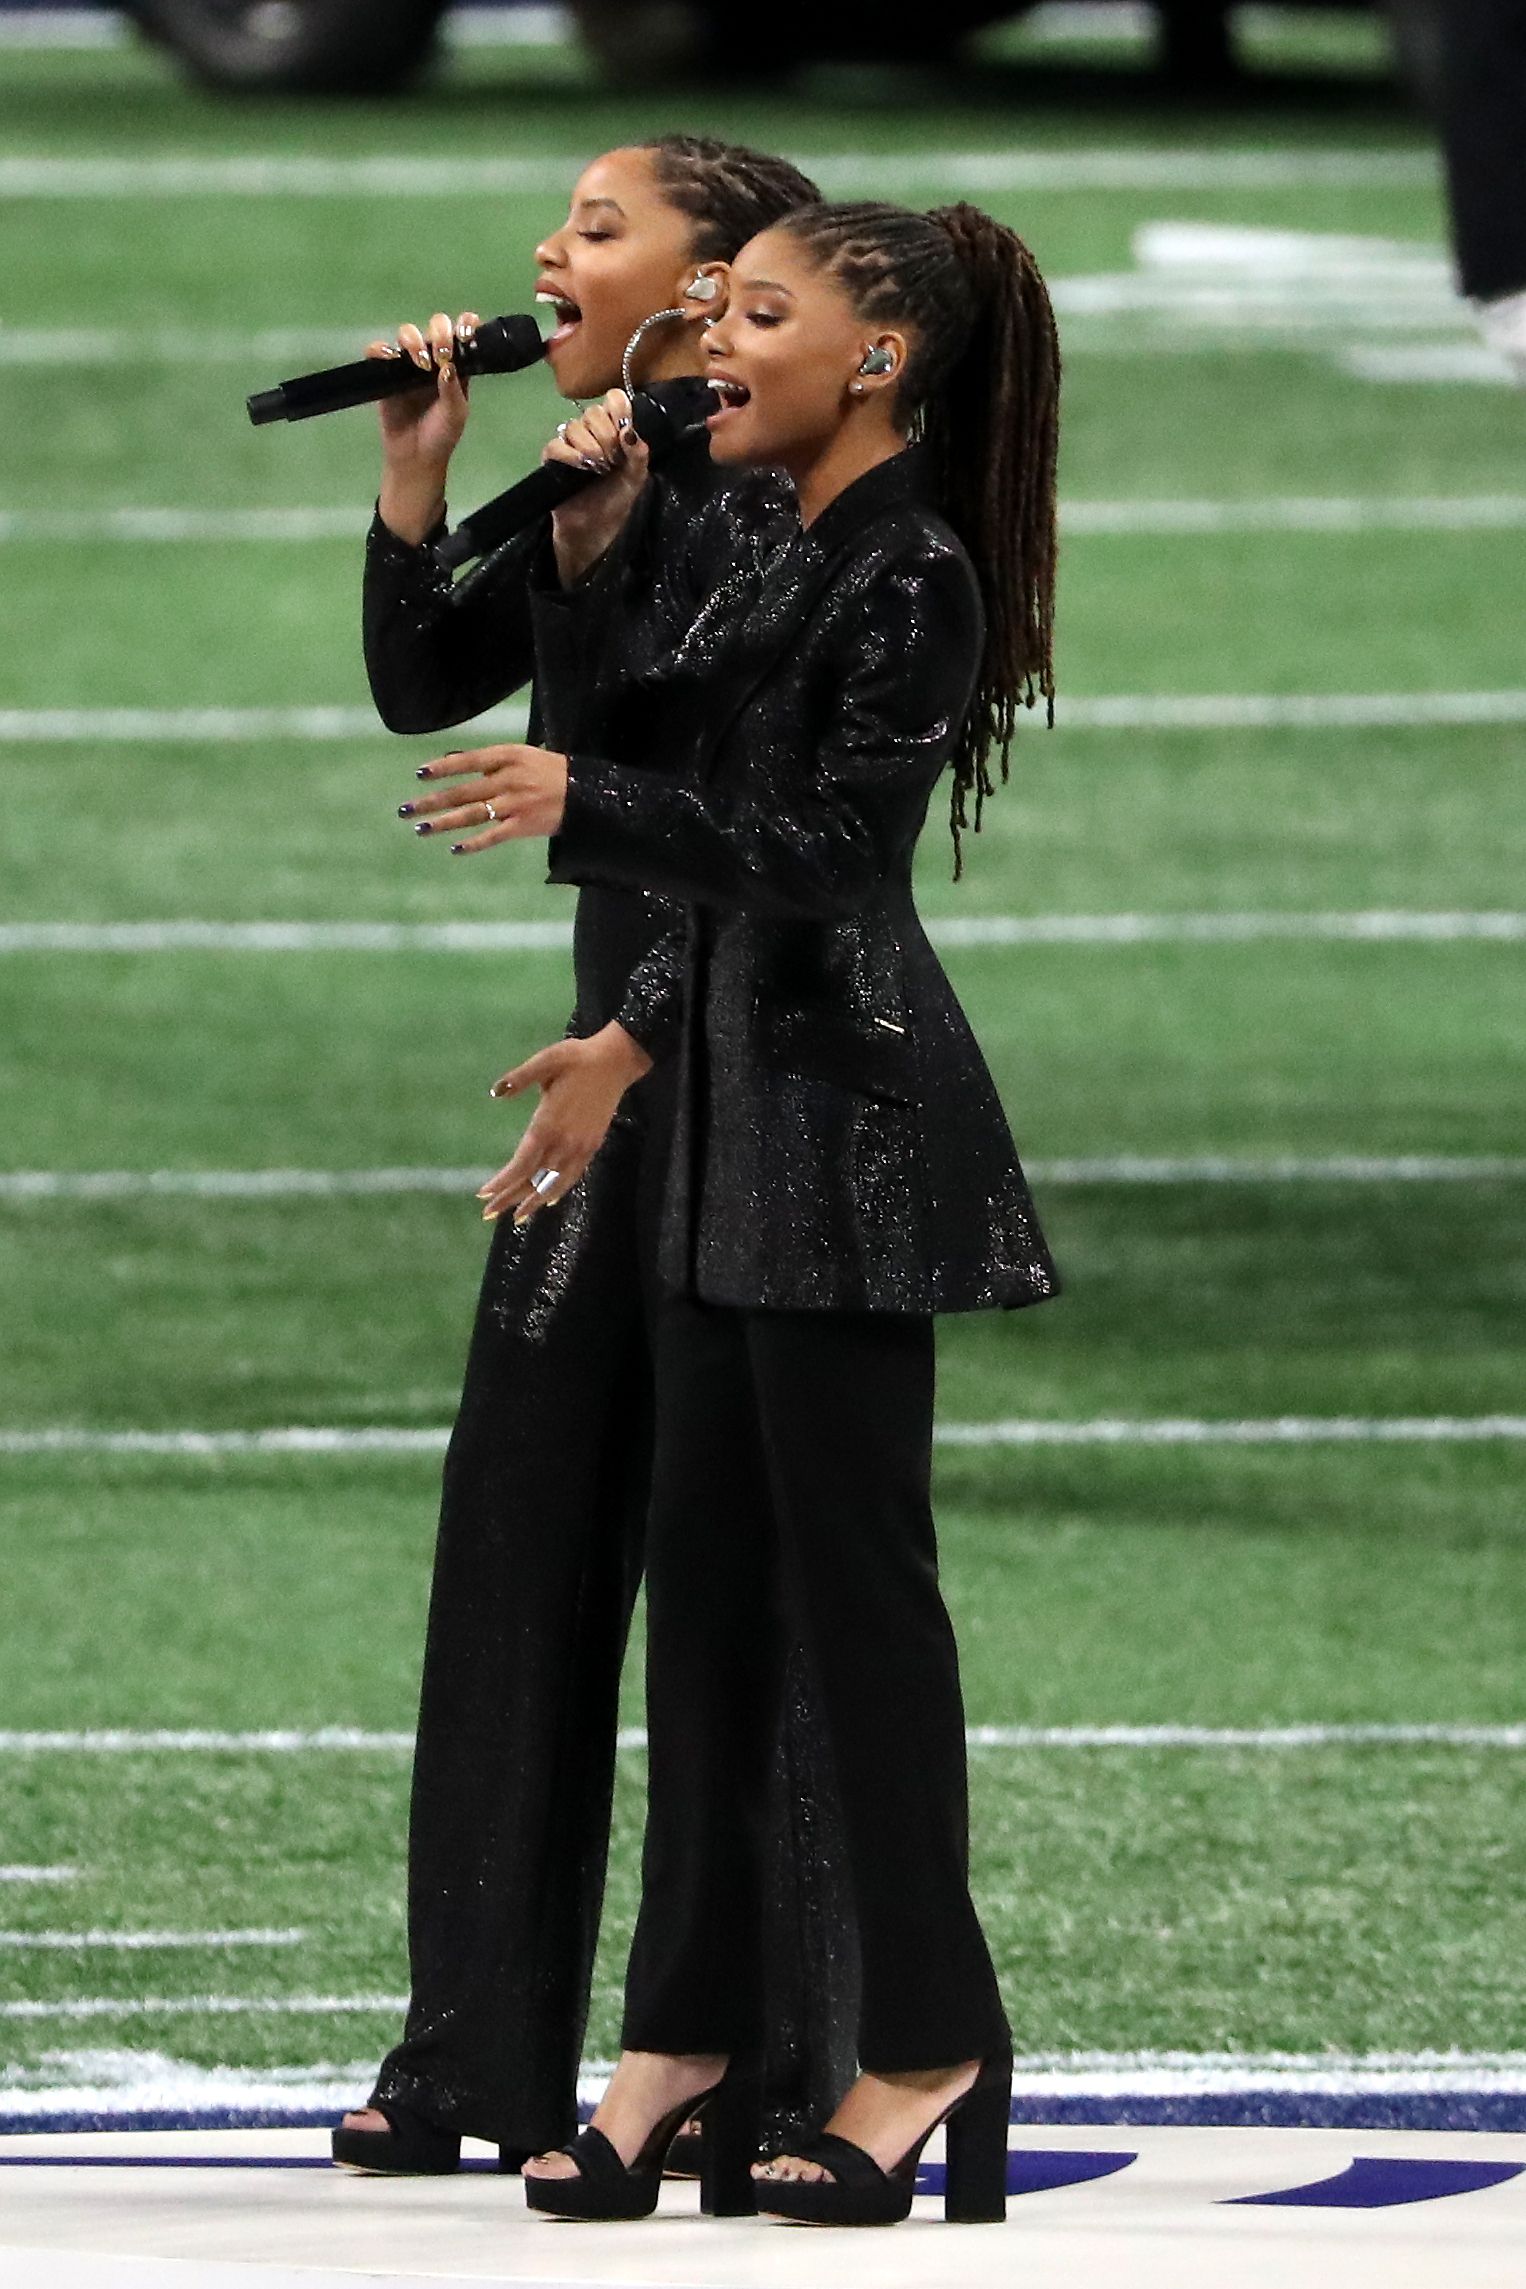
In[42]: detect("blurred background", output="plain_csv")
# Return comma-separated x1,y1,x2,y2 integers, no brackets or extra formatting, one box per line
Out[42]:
0,0,1522,2127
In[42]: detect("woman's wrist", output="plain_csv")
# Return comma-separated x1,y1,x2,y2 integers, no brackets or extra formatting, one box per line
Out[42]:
592,1019,654,1083
378,472,449,548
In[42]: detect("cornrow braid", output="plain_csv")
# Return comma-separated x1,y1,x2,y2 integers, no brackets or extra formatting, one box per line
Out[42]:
776,200,1061,875
639,135,822,263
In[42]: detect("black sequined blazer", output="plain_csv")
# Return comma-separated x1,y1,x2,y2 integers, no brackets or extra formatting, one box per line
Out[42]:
546,447,1061,1316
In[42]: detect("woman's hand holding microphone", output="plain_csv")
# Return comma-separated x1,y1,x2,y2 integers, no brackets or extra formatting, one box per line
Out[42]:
542,388,650,587
366,310,479,546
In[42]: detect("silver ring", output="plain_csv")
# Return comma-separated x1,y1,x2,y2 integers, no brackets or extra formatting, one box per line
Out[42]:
555,420,571,440
484,800,498,822
531,1168,561,1196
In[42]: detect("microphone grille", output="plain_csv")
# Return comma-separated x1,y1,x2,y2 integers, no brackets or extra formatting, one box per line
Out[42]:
469,314,548,375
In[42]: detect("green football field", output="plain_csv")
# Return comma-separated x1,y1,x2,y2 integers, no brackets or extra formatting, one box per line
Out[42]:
0,16,1523,2099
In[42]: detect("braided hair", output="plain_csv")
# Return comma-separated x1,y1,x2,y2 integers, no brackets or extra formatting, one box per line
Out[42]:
777,200,1061,874
638,135,822,262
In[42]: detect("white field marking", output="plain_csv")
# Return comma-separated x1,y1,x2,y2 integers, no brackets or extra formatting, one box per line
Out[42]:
1341,342,1522,385
0,1868,79,1884
0,1929,304,1951
1060,495,1526,534
0,10,124,47
9,497,1526,543
6,694,1525,744
6,912,1526,961
0,1725,1521,1755
937,1416,1526,1446
0,705,525,742
6,1418,1526,1460
0,508,367,542
5,1156,1526,1206
0,1995,407,2022
0,328,386,369
0,151,1438,202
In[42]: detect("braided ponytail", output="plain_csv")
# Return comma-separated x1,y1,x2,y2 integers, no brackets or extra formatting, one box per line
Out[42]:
777,199,1061,874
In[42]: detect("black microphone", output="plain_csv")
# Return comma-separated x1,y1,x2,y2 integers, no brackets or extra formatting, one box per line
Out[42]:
436,375,716,570
246,313,545,427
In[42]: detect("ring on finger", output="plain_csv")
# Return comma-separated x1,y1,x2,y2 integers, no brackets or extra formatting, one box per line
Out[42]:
556,420,571,440
531,1168,561,1196
484,800,498,823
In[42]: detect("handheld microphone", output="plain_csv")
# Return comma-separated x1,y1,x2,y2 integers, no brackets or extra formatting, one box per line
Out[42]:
246,313,545,427
436,374,716,570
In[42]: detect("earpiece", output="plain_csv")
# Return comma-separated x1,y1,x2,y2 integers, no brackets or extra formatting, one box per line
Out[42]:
858,347,896,376
684,275,720,303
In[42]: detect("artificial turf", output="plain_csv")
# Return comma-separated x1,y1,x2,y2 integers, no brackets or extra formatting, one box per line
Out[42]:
1,22,1522,2085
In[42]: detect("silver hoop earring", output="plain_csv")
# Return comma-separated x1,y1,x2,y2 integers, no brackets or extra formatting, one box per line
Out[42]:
621,306,687,396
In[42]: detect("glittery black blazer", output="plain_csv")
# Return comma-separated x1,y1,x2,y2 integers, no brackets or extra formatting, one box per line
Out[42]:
361,438,725,1051
546,448,1061,1316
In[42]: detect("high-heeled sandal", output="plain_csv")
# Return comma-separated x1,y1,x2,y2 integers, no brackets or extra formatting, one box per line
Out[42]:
330,2101,525,2176
752,2047,1012,2227
524,2059,762,2221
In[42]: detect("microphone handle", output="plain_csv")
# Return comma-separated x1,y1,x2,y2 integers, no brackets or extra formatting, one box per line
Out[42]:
436,375,715,570
246,313,544,427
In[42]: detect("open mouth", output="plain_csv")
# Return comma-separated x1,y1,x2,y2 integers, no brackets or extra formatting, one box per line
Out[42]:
535,288,583,350
707,377,751,414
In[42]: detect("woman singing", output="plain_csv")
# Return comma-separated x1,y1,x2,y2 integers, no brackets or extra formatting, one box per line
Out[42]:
405,199,1063,2225
335,137,857,2184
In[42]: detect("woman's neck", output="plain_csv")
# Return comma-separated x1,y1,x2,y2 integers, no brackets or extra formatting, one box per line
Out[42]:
786,420,907,529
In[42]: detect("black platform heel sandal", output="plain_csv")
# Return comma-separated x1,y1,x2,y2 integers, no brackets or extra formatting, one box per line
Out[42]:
753,2048,1012,2227
524,2059,762,2222
331,2102,462,2175
330,2102,526,2176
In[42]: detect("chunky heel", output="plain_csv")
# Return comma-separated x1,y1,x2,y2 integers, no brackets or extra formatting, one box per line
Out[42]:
699,2061,762,2217
942,2050,1012,2222
753,2047,1013,2229
524,2057,753,2221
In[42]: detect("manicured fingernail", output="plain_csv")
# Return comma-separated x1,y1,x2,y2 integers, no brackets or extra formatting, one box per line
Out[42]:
414,821,432,835
415,766,431,779
398,803,415,817
413,350,431,369
450,843,465,854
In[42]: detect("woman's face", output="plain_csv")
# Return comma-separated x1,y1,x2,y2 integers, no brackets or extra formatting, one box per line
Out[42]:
533,148,706,399
702,227,906,470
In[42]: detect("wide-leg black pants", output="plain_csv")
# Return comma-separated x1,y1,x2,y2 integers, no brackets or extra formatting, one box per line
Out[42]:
622,1294,1009,2075
372,1081,858,2153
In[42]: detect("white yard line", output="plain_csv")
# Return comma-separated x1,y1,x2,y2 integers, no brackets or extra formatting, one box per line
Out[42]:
8,498,1524,541
4,1157,1525,1204
4,1419,1526,1460
0,1929,304,1950
0,1726,1518,1754
0,1995,406,2021
0,150,1438,200
5,694,1523,742
0,1869,79,1885
4,913,1524,958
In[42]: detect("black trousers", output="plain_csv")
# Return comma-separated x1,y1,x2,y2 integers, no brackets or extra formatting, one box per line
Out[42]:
622,1294,1009,2074
1433,0,1526,301
372,1077,858,2153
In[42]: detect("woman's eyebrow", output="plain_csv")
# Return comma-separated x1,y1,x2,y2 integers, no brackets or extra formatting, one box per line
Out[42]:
576,196,626,218
735,277,793,297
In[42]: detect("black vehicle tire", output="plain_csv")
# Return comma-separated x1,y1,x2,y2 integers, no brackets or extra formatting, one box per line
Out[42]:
125,0,447,94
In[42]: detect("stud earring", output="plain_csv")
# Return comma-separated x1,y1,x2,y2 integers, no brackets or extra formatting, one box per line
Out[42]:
684,275,720,303
849,381,865,395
